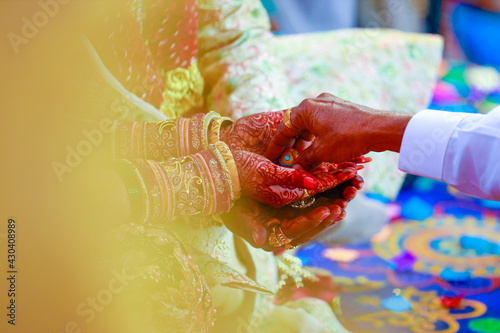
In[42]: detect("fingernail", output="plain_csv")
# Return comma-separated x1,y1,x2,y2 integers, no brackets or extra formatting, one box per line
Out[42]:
319,213,330,222
303,177,316,189
330,208,341,222
252,231,262,245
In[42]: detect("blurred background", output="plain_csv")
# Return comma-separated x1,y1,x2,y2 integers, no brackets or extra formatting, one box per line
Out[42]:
262,1,500,332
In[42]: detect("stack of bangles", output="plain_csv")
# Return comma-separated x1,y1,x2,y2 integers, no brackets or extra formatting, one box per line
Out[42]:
114,112,241,224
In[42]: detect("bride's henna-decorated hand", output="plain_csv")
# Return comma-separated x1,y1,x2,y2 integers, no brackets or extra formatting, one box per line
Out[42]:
221,196,343,251
233,150,317,207
308,161,362,196
234,150,361,208
221,175,364,251
221,110,285,155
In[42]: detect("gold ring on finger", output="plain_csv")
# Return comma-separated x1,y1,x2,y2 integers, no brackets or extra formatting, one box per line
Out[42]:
282,108,299,131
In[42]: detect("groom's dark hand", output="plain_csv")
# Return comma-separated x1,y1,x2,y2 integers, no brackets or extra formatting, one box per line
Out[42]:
265,93,411,170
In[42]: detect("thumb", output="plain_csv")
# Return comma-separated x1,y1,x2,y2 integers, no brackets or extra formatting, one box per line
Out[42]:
265,122,301,161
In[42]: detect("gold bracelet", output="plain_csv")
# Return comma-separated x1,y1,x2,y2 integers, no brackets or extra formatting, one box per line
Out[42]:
209,143,235,203
192,154,212,215
209,116,233,144
214,141,241,200
202,111,220,149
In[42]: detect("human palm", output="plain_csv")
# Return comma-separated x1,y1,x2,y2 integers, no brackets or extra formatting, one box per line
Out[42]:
221,175,364,250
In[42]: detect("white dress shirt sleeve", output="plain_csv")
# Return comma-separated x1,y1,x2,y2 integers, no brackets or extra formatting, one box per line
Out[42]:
399,107,500,200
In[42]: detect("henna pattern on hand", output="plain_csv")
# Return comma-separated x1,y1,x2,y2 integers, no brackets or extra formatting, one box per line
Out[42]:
221,110,284,155
233,150,314,208
306,161,363,196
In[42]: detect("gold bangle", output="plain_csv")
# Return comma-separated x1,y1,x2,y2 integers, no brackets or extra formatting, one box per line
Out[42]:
192,154,212,215
209,117,233,145
214,141,241,200
282,108,299,131
202,111,220,149
209,143,235,203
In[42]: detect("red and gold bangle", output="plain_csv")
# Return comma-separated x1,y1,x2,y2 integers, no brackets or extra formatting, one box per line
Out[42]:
150,120,178,159
147,160,170,221
195,152,217,214
214,141,241,201
192,154,211,215
176,118,187,157
184,119,191,155
209,143,235,203
162,156,204,216
113,120,179,160
198,150,232,213
189,113,205,152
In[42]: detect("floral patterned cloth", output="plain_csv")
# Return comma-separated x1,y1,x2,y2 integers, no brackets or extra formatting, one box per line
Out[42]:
81,0,442,332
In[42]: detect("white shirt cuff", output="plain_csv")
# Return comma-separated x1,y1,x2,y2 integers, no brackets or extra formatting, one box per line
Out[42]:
398,110,469,180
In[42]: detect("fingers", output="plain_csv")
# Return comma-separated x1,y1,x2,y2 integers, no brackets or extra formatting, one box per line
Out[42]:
224,212,268,248
280,206,331,239
248,216,268,245
221,198,269,247
342,186,358,202
351,155,372,164
293,130,314,152
311,167,358,195
331,198,348,209
340,175,364,202
336,161,357,169
350,175,365,190
265,118,303,161
290,205,344,246
272,165,318,190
